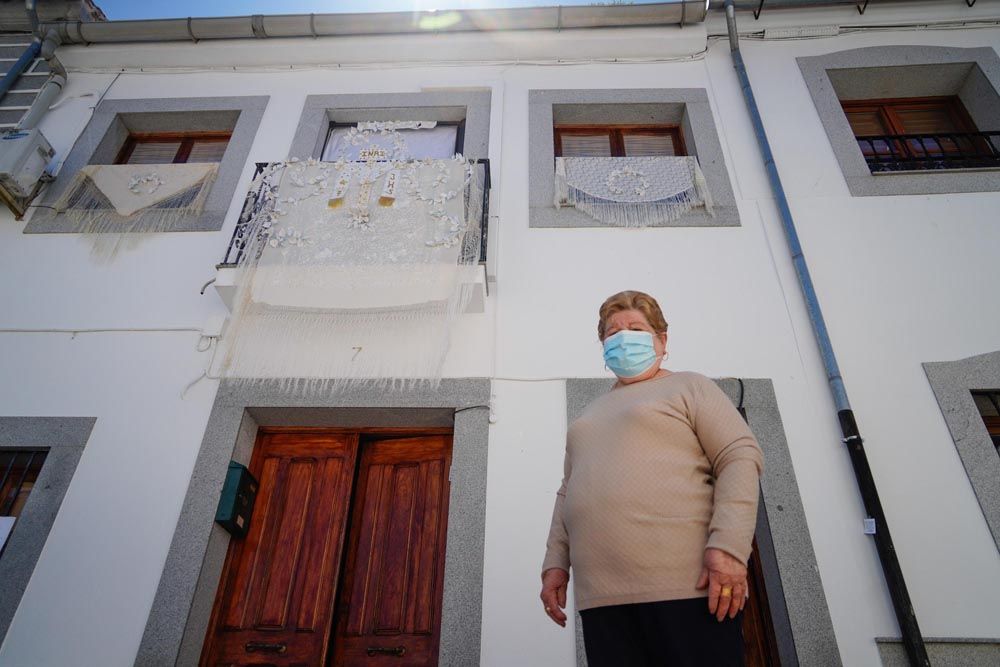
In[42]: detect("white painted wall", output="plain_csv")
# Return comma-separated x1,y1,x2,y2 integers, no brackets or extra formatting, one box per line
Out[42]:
0,4,998,666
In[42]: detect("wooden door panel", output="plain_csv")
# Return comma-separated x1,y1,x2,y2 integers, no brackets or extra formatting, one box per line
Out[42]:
743,537,781,667
201,432,359,667
332,436,451,666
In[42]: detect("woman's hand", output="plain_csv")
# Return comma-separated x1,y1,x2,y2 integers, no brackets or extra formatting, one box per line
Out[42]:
540,568,569,627
696,548,748,622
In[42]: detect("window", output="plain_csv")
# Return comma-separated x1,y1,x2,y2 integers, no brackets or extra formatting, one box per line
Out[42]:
24,97,268,235
0,450,47,555
0,417,94,644
972,391,1000,456
528,90,740,228
321,122,461,161
114,132,232,165
554,125,685,158
797,46,1000,196
842,96,998,172
923,352,1000,554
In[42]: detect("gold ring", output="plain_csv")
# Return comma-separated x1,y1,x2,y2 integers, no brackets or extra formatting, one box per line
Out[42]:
720,586,733,597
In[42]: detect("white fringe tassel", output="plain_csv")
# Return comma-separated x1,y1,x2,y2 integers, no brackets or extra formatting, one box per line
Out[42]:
555,157,714,227
220,161,483,393
565,186,711,227
55,170,217,262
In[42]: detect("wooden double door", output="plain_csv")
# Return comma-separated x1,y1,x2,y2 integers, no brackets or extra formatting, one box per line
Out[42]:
200,429,452,667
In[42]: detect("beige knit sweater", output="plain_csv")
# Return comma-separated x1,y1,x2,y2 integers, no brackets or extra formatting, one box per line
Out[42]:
542,371,764,611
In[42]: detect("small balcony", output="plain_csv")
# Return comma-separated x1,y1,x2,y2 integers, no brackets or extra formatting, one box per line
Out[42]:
213,159,492,313
856,131,1000,173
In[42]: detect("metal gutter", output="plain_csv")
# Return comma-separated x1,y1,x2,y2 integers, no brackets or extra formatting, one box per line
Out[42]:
716,0,943,9
25,0,39,35
39,2,707,46
722,1,930,664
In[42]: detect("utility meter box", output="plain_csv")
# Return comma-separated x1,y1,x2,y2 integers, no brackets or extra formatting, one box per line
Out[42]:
0,128,54,199
215,461,259,538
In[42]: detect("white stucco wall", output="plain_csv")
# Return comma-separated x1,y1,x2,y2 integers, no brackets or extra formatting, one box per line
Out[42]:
0,4,998,666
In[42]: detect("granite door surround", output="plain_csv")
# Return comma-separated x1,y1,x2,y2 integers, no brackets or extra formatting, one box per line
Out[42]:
136,378,490,667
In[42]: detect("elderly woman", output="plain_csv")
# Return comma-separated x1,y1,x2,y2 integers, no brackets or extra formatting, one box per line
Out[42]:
540,290,763,666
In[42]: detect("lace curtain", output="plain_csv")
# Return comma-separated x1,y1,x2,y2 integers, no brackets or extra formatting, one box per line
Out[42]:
555,156,713,227
54,163,218,259
321,121,458,161
221,154,481,389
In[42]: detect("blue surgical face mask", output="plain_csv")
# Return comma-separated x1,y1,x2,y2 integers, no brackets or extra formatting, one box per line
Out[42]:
602,330,661,379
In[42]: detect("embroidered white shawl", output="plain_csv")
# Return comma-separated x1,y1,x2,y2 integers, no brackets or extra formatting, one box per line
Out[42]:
53,162,219,260
555,156,713,227
222,157,481,388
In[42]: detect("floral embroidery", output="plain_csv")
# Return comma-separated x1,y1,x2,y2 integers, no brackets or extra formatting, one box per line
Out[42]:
127,172,165,195
606,165,650,197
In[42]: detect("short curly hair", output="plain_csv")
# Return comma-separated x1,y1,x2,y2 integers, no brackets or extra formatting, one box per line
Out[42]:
597,290,669,340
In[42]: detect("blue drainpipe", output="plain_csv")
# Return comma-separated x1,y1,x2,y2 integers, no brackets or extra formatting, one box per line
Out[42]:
722,2,929,665
0,39,41,104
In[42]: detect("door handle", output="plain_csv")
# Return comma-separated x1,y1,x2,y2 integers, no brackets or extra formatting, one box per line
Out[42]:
367,646,406,657
245,641,287,654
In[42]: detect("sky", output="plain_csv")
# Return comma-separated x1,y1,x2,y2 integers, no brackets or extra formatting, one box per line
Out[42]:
97,1,661,21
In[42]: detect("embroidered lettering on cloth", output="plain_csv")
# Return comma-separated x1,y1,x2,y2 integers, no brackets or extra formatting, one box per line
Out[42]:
221,157,481,389
54,163,219,260
554,156,713,227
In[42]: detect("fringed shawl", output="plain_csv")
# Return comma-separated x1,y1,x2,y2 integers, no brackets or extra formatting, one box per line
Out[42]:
54,163,218,259
555,156,713,227
220,156,482,391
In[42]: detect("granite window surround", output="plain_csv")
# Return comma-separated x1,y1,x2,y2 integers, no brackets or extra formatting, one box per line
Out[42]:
566,378,838,667
797,46,1000,197
0,417,96,644
528,89,740,228
286,90,492,161
23,96,269,234
136,379,490,667
924,350,1000,554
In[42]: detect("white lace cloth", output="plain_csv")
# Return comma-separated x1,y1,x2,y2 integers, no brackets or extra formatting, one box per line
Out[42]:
59,163,218,216
54,162,219,261
254,159,471,307
222,157,480,387
555,156,713,226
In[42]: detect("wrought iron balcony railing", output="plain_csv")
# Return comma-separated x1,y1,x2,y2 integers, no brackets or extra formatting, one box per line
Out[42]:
856,131,1000,173
219,158,492,268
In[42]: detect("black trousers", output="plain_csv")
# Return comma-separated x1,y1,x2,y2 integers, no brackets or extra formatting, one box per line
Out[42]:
579,598,745,667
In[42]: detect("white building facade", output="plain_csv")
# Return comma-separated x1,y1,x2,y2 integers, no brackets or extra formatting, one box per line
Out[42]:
0,1,998,665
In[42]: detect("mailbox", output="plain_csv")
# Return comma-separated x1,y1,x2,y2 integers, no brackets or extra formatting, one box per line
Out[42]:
215,461,258,538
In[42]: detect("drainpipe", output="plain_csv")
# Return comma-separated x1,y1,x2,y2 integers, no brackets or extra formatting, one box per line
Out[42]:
721,2,929,665
25,0,38,35
16,27,65,131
